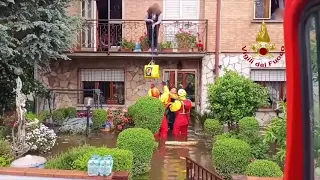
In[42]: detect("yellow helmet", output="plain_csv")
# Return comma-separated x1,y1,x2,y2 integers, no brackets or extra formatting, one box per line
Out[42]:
178,89,187,97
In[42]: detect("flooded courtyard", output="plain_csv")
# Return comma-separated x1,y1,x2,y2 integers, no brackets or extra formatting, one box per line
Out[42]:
46,126,213,180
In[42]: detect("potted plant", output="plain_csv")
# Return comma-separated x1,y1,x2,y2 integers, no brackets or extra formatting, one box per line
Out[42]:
175,29,197,52
159,41,173,52
120,38,135,52
196,40,204,52
140,33,149,51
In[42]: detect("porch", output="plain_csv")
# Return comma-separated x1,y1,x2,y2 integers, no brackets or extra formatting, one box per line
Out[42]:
36,56,203,112
68,19,208,54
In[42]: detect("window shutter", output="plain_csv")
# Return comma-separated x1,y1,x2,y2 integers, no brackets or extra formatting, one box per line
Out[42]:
164,0,180,19
80,69,125,82
181,0,199,19
250,69,286,81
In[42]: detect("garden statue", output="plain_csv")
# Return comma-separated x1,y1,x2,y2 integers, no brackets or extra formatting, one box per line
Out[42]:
11,68,29,157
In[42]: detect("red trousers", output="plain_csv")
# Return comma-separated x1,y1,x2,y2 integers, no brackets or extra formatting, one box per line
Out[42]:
172,113,189,137
154,115,168,139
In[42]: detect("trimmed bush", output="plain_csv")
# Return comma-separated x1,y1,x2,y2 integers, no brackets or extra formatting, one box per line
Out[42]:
214,132,233,142
204,119,223,137
117,128,155,176
52,109,66,124
92,109,107,130
212,138,251,179
129,96,165,133
238,117,260,144
246,160,283,177
207,70,269,128
64,107,77,119
46,145,133,173
0,139,14,167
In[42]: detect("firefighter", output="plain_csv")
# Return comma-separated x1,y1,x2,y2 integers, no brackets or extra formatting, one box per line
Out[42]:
169,89,192,137
148,82,169,138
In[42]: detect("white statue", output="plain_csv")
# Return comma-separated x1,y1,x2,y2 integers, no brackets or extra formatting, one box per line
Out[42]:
12,69,29,157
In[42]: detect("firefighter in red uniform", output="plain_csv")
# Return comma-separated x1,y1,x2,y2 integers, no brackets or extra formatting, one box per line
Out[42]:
148,82,169,138
169,89,192,138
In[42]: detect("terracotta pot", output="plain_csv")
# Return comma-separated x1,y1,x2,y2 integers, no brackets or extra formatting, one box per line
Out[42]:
192,48,199,52
120,47,132,52
178,48,190,52
161,48,173,52
143,47,149,52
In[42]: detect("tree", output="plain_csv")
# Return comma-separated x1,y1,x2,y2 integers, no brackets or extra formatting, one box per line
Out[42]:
0,0,81,110
207,70,269,130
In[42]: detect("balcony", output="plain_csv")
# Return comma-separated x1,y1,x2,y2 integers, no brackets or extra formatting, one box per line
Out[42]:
72,19,208,55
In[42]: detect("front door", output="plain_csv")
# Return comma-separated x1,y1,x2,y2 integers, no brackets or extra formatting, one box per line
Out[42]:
163,69,197,109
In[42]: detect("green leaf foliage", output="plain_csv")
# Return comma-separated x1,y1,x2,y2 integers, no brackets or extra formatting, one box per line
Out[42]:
238,117,260,144
212,138,251,179
0,0,81,110
246,160,283,177
92,109,107,130
45,145,133,173
116,128,155,176
204,119,223,137
207,70,269,124
129,96,165,134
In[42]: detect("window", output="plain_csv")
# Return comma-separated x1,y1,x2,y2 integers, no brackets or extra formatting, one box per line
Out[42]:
253,0,285,20
79,69,125,105
250,69,286,109
81,0,97,49
163,70,196,104
163,0,200,41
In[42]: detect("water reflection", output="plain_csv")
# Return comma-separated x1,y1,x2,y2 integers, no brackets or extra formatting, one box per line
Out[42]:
47,128,213,180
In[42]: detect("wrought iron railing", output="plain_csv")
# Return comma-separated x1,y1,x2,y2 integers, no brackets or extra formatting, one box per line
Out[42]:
74,19,208,52
186,157,223,180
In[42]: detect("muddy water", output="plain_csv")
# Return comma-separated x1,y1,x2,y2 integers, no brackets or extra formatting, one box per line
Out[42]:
47,126,214,180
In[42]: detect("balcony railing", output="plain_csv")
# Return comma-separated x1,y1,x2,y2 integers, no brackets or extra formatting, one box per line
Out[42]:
74,19,208,53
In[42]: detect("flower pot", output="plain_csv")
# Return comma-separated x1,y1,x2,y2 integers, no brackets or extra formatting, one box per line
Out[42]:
120,47,132,52
192,48,199,52
178,48,190,52
161,48,173,53
143,47,149,52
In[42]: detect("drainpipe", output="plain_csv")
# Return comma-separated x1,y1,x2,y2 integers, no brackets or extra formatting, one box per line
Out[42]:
214,0,222,79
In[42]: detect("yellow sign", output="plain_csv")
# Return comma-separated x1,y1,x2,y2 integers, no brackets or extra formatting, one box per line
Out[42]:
241,21,285,67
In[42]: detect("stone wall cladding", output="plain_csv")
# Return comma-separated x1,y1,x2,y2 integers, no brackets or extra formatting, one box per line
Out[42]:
201,53,286,125
38,58,201,110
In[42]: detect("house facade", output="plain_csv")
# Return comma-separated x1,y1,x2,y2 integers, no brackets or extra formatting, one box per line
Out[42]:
36,0,285,125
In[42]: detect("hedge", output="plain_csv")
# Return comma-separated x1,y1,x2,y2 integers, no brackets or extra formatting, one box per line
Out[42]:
204,119,223,137
246,160,283,177
116,128,155,176
45,145,133,173
92,109,107,130
212,138,251,179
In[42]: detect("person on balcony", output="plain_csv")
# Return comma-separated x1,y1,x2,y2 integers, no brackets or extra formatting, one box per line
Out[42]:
144,3,162,52
169,89,192,139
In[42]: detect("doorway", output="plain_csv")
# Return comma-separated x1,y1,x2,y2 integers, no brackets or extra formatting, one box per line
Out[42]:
96,0,123,50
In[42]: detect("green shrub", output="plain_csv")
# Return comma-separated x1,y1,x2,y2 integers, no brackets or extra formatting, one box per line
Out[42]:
92,109,107,130
214,132,233,142
129,96,165,133
52,109,66,124
238,117,260,144
37,110,51,123
64,107,77,118
117,128,155,176
0,139,14,167
46,145,133,173
212,138,251,179
246,160,283,177
204,119,223,137
26,112,37,121
250,139,269,160
207,70,269,129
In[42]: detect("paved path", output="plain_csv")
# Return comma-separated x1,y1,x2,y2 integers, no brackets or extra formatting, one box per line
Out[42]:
0,175,84,180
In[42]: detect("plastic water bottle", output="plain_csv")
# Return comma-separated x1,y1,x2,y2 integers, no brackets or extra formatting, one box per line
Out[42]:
87,155,96,176
105,155,113,176
99,156,106,176
94,155,101,176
